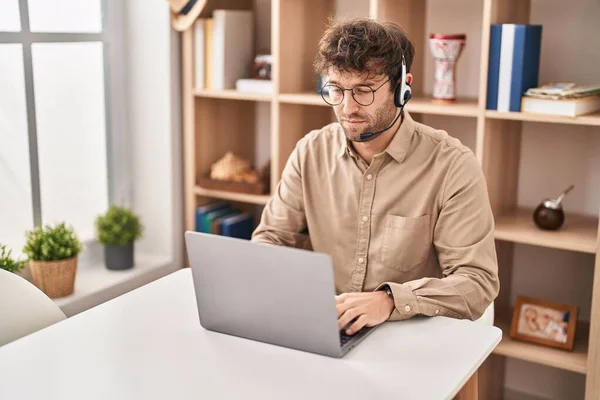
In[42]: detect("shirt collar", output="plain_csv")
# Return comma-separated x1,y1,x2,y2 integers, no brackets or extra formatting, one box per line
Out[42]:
337,110,416,163
385,110,415,164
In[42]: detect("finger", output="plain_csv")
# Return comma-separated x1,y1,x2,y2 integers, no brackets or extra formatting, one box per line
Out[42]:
336,296,364,316
335,303,352,318
346,314,369,335
338,307,362,331
335,293,348,304
336,292,369,303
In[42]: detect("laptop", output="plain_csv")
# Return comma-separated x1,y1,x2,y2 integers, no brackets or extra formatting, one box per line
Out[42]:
184,231,378,358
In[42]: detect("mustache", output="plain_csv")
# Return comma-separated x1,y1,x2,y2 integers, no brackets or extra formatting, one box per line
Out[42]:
340,113,369,120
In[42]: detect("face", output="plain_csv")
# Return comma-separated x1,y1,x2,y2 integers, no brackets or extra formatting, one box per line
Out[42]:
525,307,538,320
324,70,397,142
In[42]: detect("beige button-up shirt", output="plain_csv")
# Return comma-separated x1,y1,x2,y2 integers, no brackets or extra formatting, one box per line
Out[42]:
251,111,499,321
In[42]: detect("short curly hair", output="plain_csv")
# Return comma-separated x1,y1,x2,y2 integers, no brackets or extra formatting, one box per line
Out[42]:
314,18,415,90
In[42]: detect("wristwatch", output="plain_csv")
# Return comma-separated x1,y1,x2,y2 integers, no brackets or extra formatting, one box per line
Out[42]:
382,285,394,300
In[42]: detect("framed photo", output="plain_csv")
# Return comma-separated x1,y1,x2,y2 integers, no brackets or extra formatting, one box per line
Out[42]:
510,296,578,351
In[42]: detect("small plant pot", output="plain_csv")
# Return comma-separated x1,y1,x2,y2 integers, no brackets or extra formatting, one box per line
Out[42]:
29,256,78,298
105,243,134,270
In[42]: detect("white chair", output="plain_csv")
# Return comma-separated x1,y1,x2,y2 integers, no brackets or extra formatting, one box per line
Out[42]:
476,301,495,326
0,268,66,347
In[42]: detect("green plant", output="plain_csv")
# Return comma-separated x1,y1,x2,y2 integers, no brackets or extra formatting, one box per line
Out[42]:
0,244,25,273
95,205,143,246
23,222,83,261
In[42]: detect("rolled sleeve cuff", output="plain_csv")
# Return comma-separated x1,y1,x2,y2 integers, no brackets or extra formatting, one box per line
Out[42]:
375,282,464,321
375,282,419,321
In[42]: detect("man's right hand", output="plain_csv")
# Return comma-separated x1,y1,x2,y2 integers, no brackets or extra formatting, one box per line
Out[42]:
336,291,395,335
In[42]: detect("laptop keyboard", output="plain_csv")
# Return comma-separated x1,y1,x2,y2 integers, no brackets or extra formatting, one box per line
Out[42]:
340,331,354,346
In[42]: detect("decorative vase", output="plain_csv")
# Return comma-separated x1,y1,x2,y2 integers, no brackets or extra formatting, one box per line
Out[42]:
429,33,467,102
29,256,78,298
105,243,135,270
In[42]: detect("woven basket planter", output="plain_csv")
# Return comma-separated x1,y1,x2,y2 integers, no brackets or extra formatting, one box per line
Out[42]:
29,256,78,298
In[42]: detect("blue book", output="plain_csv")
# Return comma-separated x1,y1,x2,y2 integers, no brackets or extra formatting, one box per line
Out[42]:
221,212,254,240
195,202,229,232
211,210,242,234
509,24,542,112
486,24,503,110
496,24,542,112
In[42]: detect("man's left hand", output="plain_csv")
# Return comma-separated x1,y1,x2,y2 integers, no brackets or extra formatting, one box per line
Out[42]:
336,291,395,335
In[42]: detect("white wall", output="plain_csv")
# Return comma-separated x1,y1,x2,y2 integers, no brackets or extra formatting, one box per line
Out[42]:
125,1,183,268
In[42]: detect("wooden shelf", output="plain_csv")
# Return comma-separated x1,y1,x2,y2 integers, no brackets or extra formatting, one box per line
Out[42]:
278,92,329,107
278,92,479,117
494,208,599,254
194,186,270,205
493,313,589,375
406,96,479,117
485,110,600,127
195,88,272,102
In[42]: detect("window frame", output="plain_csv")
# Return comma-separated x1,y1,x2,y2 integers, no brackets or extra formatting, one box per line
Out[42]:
0,0,129,249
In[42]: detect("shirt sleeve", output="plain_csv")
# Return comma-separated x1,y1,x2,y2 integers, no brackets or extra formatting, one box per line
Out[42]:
251,139,310,249
377,151,500,321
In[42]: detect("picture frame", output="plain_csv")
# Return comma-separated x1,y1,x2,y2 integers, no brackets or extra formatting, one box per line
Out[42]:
510,296,578,351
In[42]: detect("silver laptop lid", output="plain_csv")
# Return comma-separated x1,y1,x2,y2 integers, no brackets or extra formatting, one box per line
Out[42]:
184,231,343,357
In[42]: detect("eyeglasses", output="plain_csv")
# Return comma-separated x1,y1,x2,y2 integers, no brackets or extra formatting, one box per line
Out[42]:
320,78,390,106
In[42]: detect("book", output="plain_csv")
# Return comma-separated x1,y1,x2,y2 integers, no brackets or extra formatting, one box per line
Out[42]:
204,18,214,89
221,212,254,240
202,207,240,233
211,10,254,90
487,24,543,111
193,19,205,89
195,202,230,232
521,95,600,117
486,25,503,110
235,78,273,94
193,18,214,89
524,82,600,100
211,210,242,235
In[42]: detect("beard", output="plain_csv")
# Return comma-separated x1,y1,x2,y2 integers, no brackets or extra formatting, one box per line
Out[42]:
339,104,398,142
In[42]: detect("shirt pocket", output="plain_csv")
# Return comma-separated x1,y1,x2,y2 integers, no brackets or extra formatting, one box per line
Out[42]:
381,214,431,272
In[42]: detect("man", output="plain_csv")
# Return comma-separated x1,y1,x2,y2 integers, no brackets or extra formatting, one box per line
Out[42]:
251,18,499,336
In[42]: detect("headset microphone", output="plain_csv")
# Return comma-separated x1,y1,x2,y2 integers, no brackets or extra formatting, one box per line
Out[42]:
357,54,412,143
358,108,402,142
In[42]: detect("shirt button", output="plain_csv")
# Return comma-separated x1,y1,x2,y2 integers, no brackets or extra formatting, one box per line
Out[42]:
404,305,411,313
366,174,373,180
362,215,369,222
358,257,364,264
435,309,440,315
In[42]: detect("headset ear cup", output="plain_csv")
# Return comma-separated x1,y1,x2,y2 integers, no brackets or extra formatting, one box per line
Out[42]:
404,84,412,104
394,82,411,108
394,84,402,108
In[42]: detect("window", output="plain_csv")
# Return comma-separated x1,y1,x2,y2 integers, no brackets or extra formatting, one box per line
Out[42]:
0,0,125,255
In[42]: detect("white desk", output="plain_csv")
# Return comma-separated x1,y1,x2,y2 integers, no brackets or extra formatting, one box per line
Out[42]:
0,269,501,400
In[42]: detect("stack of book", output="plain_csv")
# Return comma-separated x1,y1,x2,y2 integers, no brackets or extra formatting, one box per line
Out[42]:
486,24,543,112
194,202,255,240
194,10,254,90
521,83,600,117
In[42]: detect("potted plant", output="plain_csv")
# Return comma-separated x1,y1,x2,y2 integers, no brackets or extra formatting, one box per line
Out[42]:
0,244,25,274
95,205,143,270
22,222,82,298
